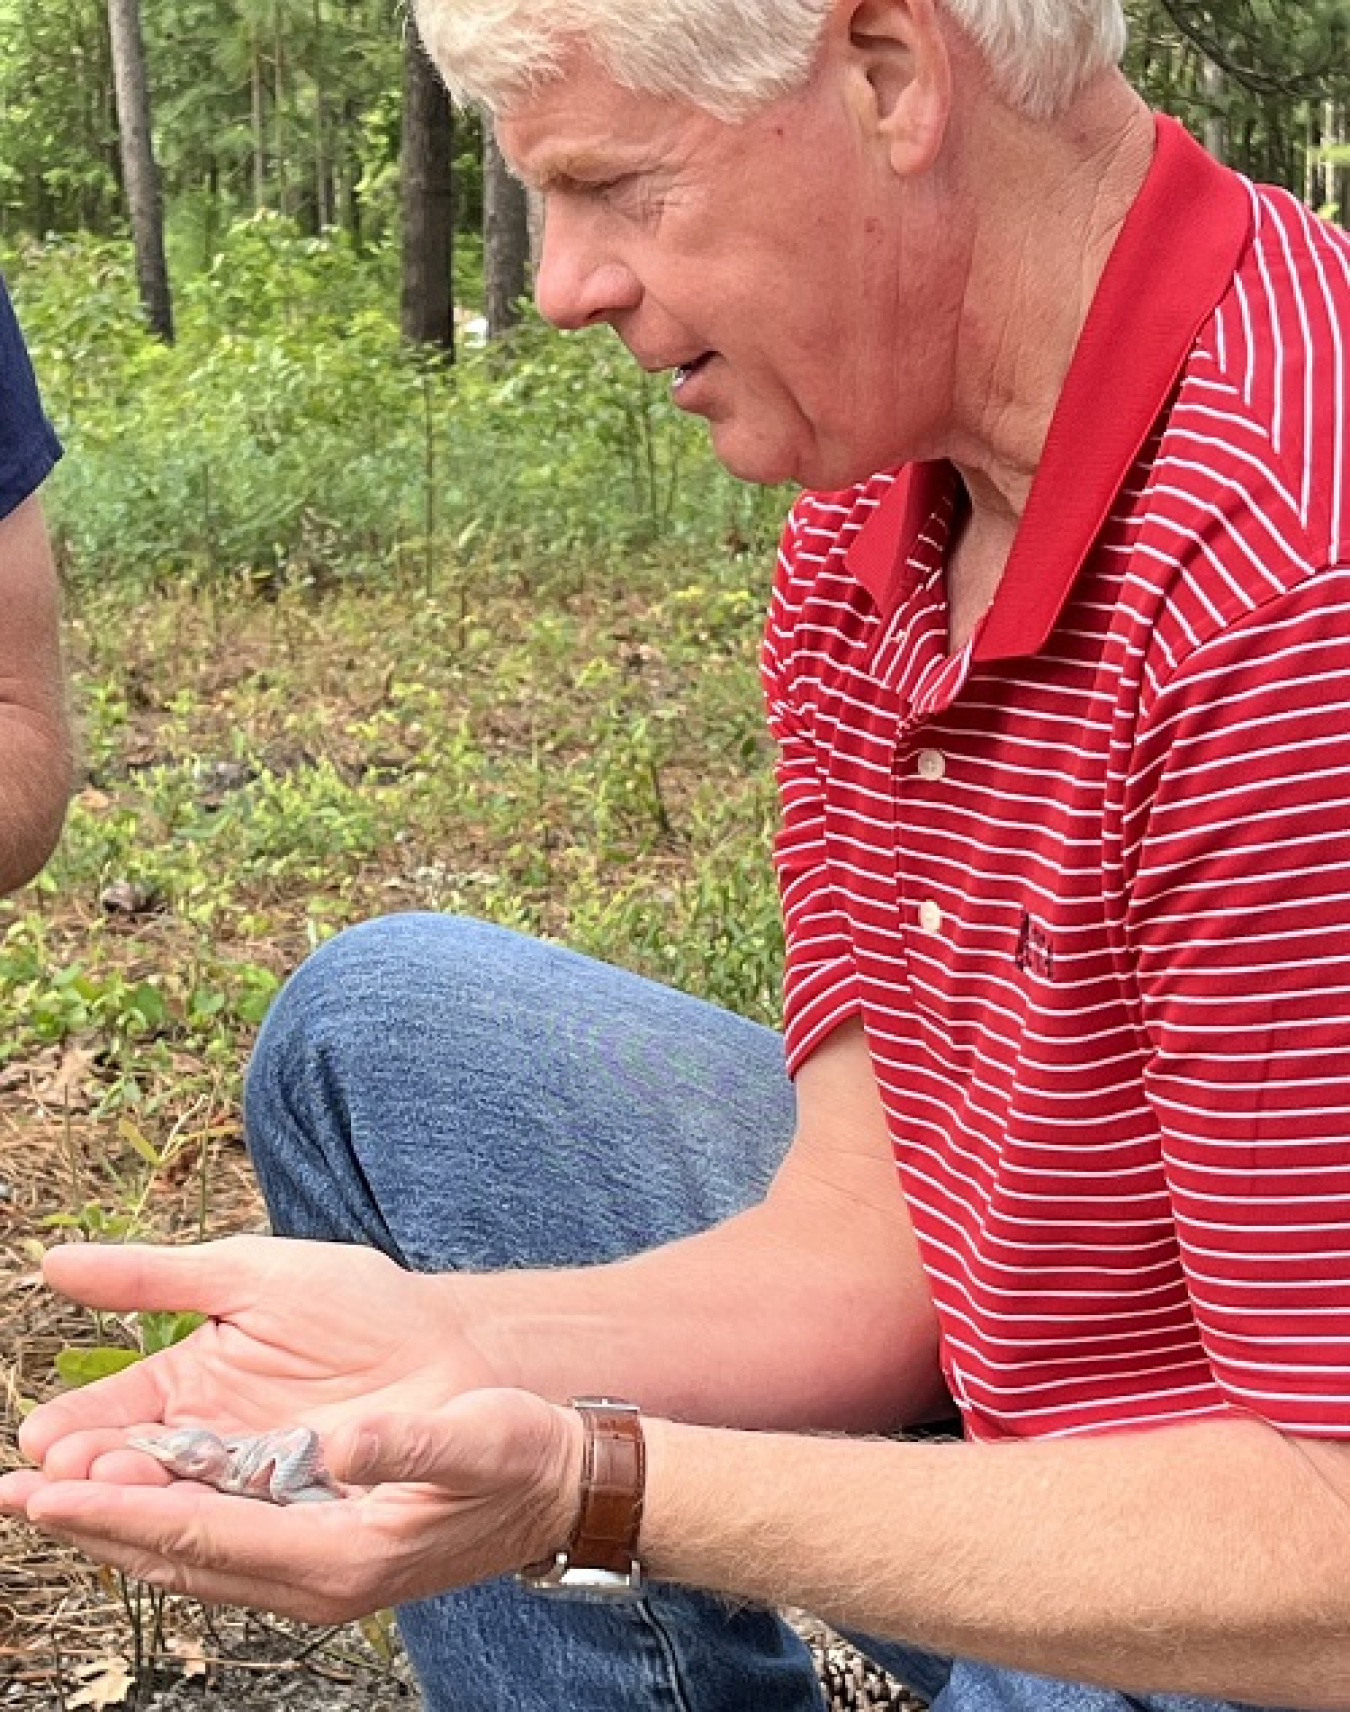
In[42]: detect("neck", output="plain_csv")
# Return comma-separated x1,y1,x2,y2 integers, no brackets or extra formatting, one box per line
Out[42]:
943,75,1157,539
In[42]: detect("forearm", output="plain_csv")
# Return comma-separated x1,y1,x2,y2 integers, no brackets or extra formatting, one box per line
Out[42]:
450,1189,947,1432
446,1019,946,1432
0,495,71,890
640,1413,1350,1707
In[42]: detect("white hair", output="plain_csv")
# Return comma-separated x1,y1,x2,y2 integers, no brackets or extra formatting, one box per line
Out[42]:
944,0,1127,117
412,0,1127,122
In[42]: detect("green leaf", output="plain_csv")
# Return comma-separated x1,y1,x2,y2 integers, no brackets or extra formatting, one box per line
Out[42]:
137,1310,207,1355
55,1346,144,1387
129,982,170,1027
117,1117,162,1169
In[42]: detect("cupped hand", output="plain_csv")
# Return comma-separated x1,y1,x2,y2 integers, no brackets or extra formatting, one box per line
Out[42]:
9,1389,584,1624
6,1234,496,1486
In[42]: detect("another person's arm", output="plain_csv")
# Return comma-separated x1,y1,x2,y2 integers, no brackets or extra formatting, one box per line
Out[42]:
0,491,71,889
0,274,70,887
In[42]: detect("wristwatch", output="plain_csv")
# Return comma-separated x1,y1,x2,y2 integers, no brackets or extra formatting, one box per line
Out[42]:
518,1397,646,1597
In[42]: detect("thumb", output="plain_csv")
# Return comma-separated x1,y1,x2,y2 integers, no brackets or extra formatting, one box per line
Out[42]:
327,1391,569,1492
327,1410,480,1490
43,1233,299,1318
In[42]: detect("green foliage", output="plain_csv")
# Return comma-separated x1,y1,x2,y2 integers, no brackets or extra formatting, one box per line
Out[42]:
0,0,403,244
54,1345,144,1386
0,0,118,236
4,230,786,595
1126,0,1350,192
0,240,789,1137
54,1312,207,1388
1142,0,1350,100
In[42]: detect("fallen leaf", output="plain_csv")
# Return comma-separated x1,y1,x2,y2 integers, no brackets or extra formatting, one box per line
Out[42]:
69,1656,135,1709
100,879,162,916
359,1607,399,1663
34,1044,100,1109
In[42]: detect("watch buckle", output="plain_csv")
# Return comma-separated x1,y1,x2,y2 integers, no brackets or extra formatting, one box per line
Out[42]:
521,1550,644,1598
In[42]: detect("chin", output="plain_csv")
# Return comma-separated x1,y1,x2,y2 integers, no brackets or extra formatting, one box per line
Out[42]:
708,420,890,494
707,427,803,489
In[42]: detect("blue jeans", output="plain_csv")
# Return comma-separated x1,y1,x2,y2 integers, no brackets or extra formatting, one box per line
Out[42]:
243,914,1279,1712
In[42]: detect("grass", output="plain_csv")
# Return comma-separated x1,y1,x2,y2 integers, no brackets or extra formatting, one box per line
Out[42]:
0,537,784,1705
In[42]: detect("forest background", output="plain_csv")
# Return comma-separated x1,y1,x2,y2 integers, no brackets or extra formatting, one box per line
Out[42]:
1,2,1350,1708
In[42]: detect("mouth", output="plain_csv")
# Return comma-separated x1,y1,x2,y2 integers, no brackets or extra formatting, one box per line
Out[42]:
671,353,715,391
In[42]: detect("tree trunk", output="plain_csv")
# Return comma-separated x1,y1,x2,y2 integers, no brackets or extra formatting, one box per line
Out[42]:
527,188,546,275
106,0,173,341
339,94,363,249
312,0,332,231
1335,105,1350,227
251,39,267,209
274,14,292,219
400,27,455,351
1201,59,1226,164
483,122,531,338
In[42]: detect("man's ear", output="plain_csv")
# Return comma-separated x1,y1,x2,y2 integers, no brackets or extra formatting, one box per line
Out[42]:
832,0,951,175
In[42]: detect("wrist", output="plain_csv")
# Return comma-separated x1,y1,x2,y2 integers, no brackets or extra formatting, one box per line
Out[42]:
530,1401,587,1566
519,1397,647,1596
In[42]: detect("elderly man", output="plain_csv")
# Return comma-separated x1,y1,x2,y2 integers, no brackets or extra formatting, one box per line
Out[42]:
6,2,1350,1709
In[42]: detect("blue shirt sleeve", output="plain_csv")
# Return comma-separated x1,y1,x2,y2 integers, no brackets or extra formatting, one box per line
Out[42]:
0,272,62,522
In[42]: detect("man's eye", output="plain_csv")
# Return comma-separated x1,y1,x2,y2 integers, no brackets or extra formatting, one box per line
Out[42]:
605,179,661,220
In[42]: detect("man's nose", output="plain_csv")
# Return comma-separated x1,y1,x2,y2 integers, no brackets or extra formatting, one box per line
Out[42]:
533,212,642,331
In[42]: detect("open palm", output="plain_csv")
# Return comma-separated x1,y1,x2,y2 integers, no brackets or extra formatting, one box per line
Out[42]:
17,1235,495,1476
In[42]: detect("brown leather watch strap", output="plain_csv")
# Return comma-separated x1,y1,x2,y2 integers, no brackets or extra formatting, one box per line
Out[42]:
520,1397,645,1587
568,1399,646,1574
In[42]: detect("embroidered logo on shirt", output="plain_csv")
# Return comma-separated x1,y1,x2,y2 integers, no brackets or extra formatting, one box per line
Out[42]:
1015,910,1056,978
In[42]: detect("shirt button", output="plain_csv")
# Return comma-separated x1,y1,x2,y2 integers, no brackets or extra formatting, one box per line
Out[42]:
919,900,944,934
916,749,947,782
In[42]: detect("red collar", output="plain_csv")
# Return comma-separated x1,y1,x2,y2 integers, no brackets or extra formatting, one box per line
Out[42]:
843,114,1255,659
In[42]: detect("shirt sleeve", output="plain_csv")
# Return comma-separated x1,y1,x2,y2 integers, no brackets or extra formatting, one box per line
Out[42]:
1125,563,1350,1436
0,273,62,521
761,496,862,1075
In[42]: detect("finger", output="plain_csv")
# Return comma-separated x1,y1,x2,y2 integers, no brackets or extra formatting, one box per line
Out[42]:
89,1446,176,1487
0,1442,170,1510
28,1475,346,1571
0,1469,46,1511
19,1363,175,1462
25,1479,370,1625
40,1426,173,1483
42,1234,279,1318
327,1412,439,1487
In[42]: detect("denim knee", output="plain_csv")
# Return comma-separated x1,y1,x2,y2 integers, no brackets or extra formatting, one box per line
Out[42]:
243,912,795,1273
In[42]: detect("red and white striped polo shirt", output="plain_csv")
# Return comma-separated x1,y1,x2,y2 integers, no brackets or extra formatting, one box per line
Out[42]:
762,114,1350,1442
